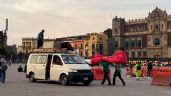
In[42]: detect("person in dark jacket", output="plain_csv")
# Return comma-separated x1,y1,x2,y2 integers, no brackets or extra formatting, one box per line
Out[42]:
147,60,153,79
37,29,44,48
101,59,111,85
0,58,8,83
113,64,126,86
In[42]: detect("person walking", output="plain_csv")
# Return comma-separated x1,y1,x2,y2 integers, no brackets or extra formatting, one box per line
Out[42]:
147,60,153,79
135,61,141,81
101,59,111,86
0,58,8,83
113,63,126,86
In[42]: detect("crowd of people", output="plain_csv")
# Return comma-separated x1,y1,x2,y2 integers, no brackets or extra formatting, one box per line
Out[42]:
128,60,154,81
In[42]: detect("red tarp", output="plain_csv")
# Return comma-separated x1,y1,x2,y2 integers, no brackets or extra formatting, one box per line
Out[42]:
91,54,103,65
91,50,127,65
112,50,127,64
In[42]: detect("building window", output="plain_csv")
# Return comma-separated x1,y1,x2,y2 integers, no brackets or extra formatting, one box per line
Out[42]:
138,51,141,57
125,41,129,48
99,44,103,49
132,51,135,58
156,25,159,31
81,44,83,49
92,37,95,40
114,41,118,47
143,51,147,57
100,37,102,40
137,40,142,47
92,43,95,50
23,42,25,47
131,40,135,47
161,24,163,29
75,44,77,48
153,38,160,45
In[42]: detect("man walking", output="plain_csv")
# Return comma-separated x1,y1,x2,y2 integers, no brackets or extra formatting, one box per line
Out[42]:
147,60,153,79
101,58,111,86
0,58,8,83
113,64,126,86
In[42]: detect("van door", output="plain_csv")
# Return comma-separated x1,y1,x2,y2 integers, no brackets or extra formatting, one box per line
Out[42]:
45,55,52,80
34,55,47,79
50,55,63,81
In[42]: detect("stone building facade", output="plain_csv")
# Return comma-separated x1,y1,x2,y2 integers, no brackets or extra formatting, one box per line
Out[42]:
112,7,171,59
22,38,37,53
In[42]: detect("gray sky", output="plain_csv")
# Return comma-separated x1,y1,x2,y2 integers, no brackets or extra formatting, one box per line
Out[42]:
0,0,171,45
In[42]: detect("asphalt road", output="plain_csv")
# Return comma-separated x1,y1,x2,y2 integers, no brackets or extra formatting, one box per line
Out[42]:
0,64,170,96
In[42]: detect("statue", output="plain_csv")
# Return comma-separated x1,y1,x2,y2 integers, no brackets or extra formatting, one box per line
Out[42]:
37,29,44,48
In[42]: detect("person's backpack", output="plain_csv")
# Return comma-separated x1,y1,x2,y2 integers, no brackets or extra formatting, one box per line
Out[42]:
137,64,141,70
1,63,8,70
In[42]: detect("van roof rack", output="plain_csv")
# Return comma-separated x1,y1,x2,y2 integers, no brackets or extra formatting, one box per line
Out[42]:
30,48,75,54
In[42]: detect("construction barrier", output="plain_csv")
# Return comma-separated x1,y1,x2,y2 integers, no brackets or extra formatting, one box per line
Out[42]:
126,67,171,77
92,66,111,80
151,72,171,86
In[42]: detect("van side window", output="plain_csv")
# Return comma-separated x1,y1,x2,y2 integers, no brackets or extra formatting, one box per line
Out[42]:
36,55,47,64
52,55,62,65
30,55,37,64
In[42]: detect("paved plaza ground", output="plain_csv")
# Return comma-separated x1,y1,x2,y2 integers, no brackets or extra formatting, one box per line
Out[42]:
0,64,170,96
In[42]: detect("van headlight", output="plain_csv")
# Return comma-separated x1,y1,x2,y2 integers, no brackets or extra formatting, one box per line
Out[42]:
70,69,78,72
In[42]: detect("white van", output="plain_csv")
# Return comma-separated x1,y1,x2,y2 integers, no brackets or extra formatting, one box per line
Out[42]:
26,49,94,86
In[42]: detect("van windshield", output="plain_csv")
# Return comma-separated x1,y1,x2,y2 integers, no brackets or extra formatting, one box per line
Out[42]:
61,55,86,64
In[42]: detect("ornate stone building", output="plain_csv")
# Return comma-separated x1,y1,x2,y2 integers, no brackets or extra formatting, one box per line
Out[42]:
22,38,37,53
112,7,171,59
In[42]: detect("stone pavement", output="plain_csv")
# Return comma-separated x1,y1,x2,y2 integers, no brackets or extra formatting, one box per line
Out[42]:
0,64,170,96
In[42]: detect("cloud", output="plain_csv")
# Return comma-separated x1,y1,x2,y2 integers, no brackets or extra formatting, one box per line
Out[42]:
13,0,53,13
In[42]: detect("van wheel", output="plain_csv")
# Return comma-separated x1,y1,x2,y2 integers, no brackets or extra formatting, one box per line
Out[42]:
60,75,69,86
83,81,91,86
29,73,36,82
